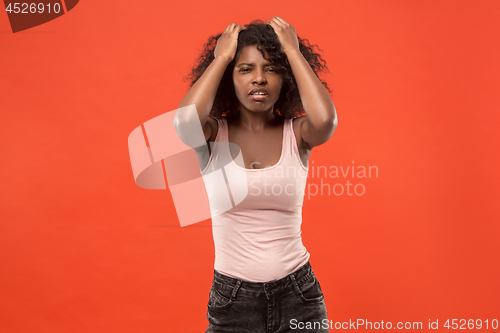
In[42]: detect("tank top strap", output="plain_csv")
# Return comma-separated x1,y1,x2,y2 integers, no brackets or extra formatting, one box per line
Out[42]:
202,118,226,174
215,117,295,161
283,117,295,158
206,118,224,158
217,117,238,166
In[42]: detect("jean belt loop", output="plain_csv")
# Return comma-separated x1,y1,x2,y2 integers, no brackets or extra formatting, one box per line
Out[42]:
231,280,242,300
289,272,301,295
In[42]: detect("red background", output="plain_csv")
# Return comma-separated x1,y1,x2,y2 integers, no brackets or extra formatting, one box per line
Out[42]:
1,0,499,332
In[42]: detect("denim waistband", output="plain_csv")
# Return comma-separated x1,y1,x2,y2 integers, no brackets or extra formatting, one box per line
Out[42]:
212,261,314,300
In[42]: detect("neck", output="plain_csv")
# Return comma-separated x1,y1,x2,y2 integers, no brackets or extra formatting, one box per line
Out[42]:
236,104,280,131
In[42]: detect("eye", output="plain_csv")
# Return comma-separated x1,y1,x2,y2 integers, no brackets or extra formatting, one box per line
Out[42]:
266,68,276,73
239,68,251,73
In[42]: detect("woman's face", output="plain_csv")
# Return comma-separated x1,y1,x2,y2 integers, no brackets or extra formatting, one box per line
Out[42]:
232,45,283,114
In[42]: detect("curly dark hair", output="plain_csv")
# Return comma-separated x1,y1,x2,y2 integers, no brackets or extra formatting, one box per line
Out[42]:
184,20,331,119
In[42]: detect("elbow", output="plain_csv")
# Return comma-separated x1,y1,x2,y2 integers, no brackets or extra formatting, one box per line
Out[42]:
319,101,337,131
326,117,337,142
324,113,338,134
332,115,338,132
309,110,338,137
173,113,190,142
323,112,338,141
173,104,190,130
172,106,206,148
315,115,338,145
173,103,199,133
172,115,187,145
173,113,186,135
328,104,338,133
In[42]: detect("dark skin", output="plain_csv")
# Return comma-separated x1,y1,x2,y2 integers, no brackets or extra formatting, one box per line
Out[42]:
178,18,337,169
209,115,311,169
205,45,310,169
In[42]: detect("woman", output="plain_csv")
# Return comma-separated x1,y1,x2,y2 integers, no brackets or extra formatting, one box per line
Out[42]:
174,17,337,333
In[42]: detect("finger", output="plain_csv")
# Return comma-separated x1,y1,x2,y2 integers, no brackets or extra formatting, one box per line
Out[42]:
267,19,278,28
267,21,277,32
267,17,279,25
275,16,288,25
268,17,285,29
234,26,245,35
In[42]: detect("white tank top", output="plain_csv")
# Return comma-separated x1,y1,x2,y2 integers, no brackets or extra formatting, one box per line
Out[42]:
200,117,310,282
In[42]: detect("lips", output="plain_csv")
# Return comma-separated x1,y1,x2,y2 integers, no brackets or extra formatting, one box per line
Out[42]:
248,88,269,101
249,88,269,96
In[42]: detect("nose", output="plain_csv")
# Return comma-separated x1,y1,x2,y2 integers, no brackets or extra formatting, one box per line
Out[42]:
252,68,267,85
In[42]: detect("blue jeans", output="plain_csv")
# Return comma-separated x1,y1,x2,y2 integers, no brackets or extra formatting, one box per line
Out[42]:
206,262,329,333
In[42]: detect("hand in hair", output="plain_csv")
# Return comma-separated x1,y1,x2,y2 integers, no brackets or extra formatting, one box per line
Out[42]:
266,17,300,55
214,23,246,62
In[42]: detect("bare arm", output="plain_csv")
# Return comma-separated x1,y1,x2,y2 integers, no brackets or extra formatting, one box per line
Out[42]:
174,23,245,143
267,17,338,148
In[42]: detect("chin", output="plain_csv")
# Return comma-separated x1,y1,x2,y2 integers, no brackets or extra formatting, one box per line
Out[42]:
239,101,278,113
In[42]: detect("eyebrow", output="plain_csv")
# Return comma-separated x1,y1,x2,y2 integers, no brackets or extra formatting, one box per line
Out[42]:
237,62,275,67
